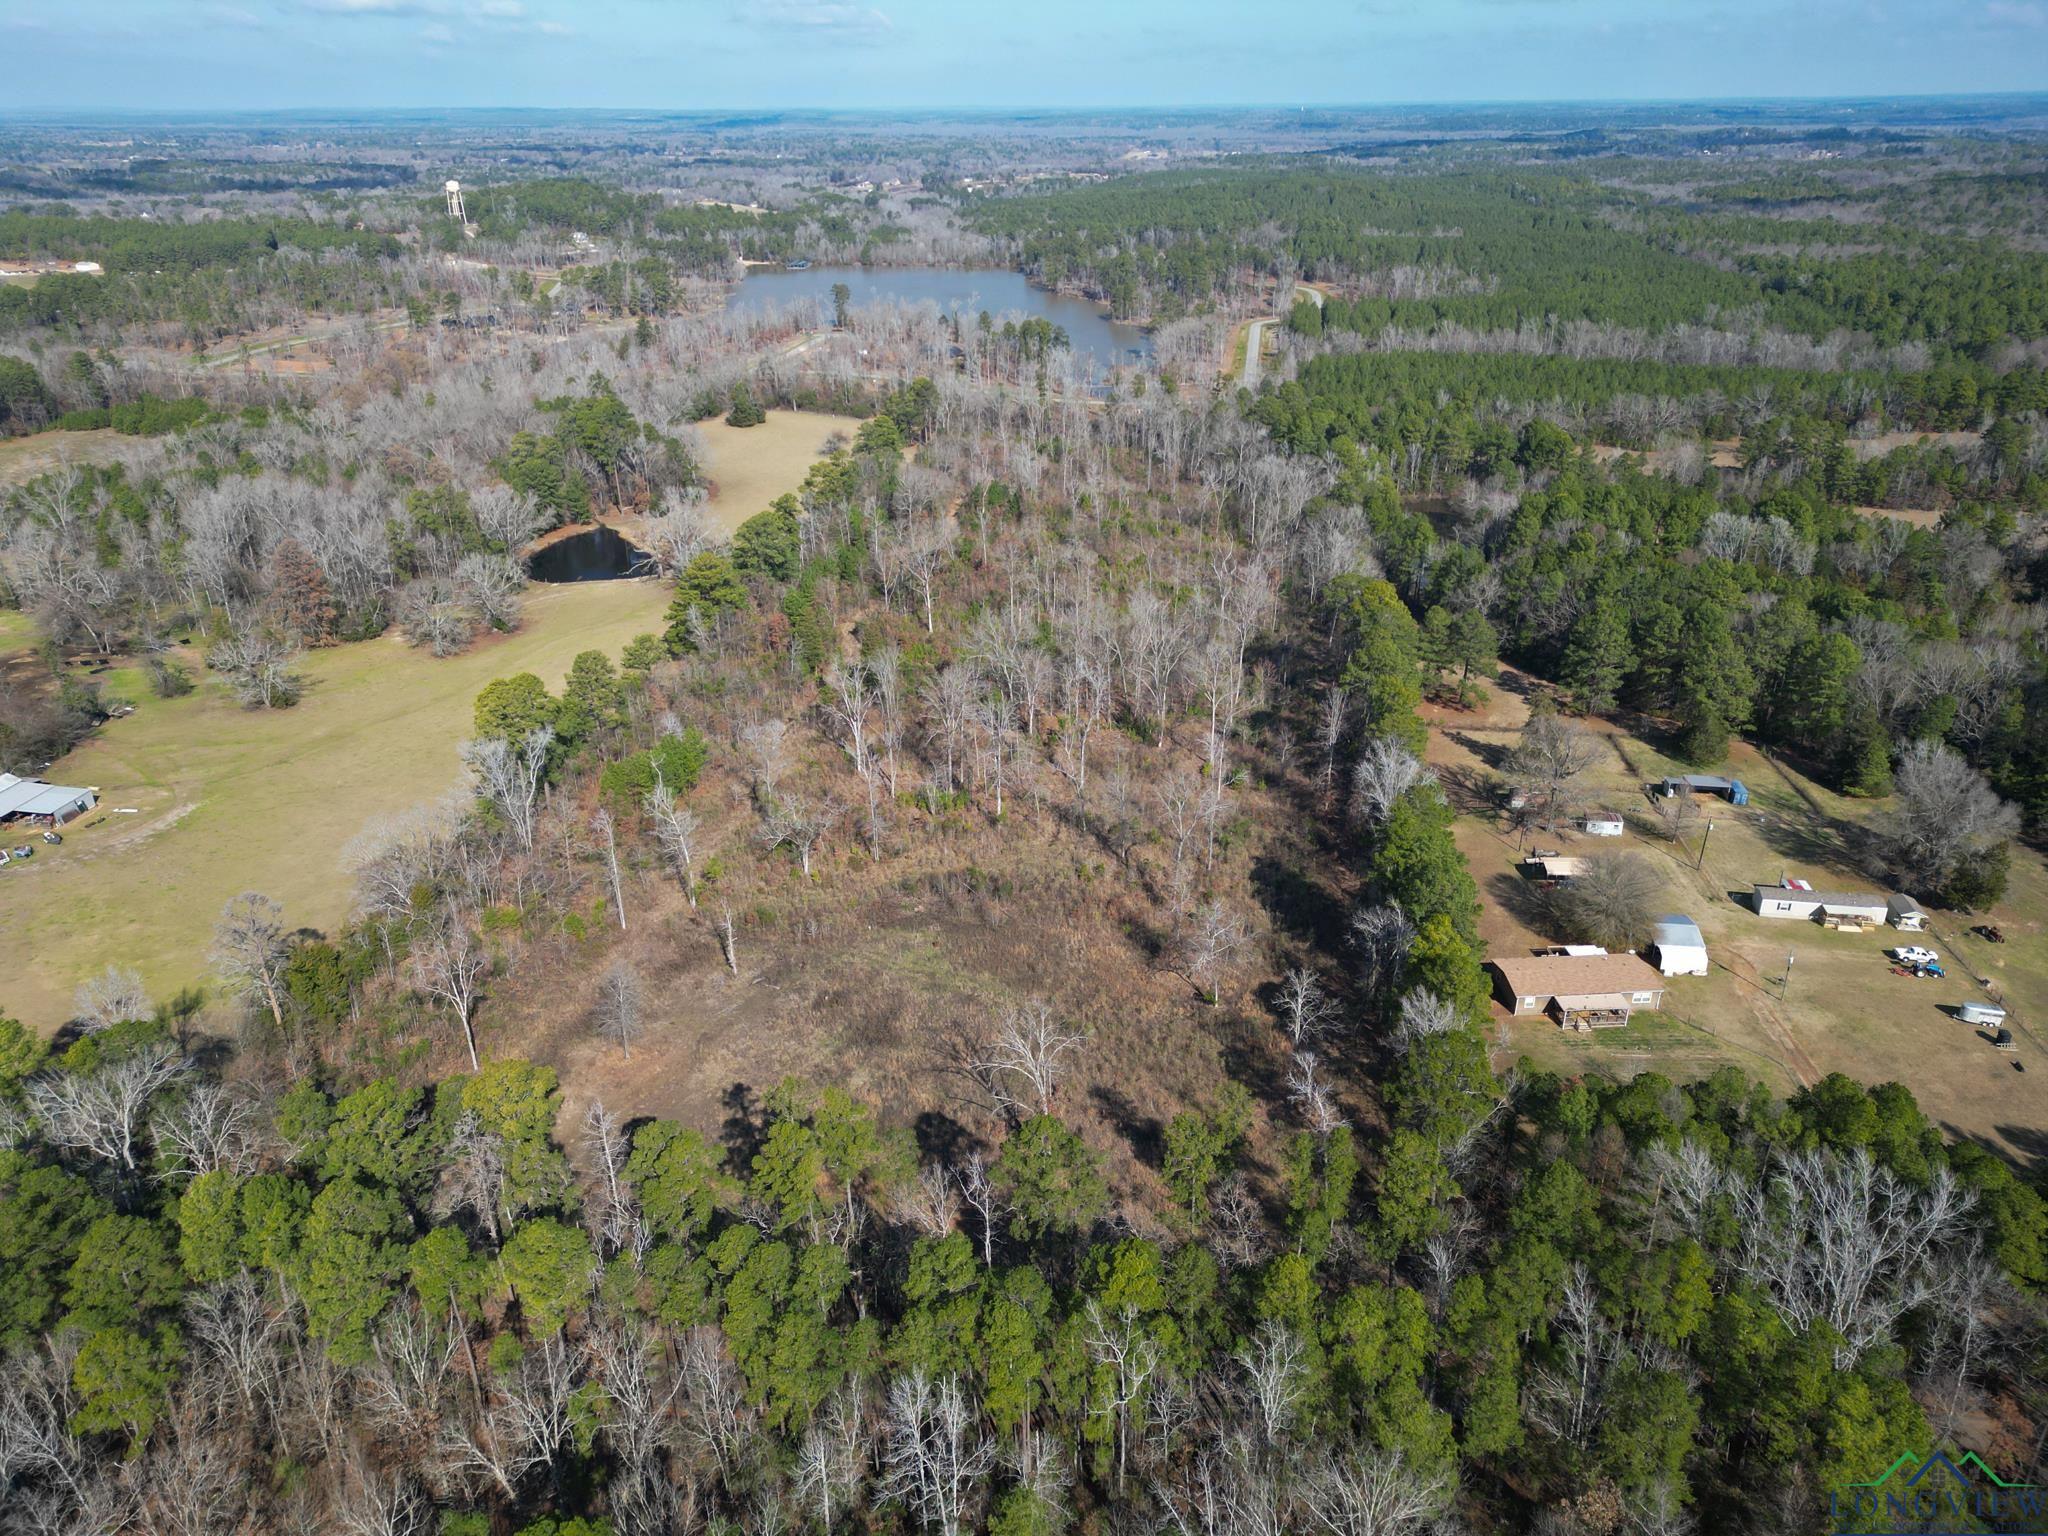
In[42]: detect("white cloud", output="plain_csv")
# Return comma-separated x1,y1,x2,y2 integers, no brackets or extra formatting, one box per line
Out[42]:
420,19,456,41
1983,0,2048,24
743,1,894,39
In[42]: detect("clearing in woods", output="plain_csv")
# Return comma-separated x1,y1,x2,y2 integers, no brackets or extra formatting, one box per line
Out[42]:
1427,669,2046,1156
0,427,128,488
695,409,860,535
0,579,669,1033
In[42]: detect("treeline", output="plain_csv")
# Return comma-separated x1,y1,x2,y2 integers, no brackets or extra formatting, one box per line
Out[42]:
973,164,2048,352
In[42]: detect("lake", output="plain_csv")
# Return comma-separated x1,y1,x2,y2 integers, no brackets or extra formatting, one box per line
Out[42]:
726,266,1151,374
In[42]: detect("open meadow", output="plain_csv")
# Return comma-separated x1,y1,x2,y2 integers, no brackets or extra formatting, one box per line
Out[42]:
1426,671,2048,1155
694,408,859,535
0,580,669,1032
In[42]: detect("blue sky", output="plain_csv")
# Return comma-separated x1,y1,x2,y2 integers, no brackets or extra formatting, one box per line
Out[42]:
3,0,2046,111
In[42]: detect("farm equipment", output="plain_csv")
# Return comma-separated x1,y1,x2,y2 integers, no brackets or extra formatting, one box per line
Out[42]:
1975,924,2006,944
41,830,60,845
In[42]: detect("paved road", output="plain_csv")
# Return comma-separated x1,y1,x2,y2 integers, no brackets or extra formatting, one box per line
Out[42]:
1242,317,1270,391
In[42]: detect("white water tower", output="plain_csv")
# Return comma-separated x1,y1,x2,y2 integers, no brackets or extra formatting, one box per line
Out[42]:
444,179,467,223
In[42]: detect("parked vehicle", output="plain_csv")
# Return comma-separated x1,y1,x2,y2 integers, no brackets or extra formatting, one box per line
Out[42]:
1975,924,2006,944
41,830,61,845
10,845,33,861
1890,945,1939,968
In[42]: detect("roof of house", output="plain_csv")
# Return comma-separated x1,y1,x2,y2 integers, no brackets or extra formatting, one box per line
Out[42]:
0,775,93,819
1585,808,1626,823
1527,856,1591,879
1887,893,1923,914
1651,915,1705,949
1665,774,1734,789
1489,952,1668,999
1752,884,1889,910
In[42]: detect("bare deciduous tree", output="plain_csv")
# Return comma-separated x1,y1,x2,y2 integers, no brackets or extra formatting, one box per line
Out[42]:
1506,712,1602,834
1548,853,1661,951
881,1369,994,1536
461,727,554,852
409,917,489,1070
1349,738,1435,825
27,1042,186,1173
593,960,644,1061
1276,966,1337,1046
974,999,1088,1119
212,891,291,1038
72,965,151,1033
645,771,701,906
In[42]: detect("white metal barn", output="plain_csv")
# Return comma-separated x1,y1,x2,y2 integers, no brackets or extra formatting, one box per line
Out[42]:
1583,809,1625,837
0,773,96,826
1649,915,1709,977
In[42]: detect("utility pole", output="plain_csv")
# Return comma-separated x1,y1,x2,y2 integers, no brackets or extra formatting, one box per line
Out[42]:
1782,951,1795,1001
1697,818,1715,872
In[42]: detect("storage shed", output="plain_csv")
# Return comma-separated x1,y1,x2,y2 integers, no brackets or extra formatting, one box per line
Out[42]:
1887,894,1925,931
1489,953,1668,1030
1658,774,1749,805
1650,915,1709,977
1524,856,1591,882
1584,809,1626,837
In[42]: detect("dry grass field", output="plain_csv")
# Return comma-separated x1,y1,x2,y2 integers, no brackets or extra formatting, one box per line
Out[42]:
0,580,669,1033
0,427,128,488
1427,670,2046,1156
480,740,1334,1225
695,409,861,535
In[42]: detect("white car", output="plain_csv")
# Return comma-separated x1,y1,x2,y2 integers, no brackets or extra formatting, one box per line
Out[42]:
1890,946,1939,968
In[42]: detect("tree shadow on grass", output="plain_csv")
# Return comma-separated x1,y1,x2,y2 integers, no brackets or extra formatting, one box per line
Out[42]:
719,1080,765,1172
1486,869,1560,943
1089,1083,1164,1170
1250,853,1351,958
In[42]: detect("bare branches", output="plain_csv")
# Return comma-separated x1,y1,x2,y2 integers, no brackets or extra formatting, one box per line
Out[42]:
593,960,644,1062
211,891,291,1038
461,727,553,852
973,999,1088,1120
27,1042,187,1172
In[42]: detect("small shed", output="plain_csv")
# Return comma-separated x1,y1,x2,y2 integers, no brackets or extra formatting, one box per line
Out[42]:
1525,856,1591,882
1490,953,1668,1031
1958,1001,2007,1027
1584,809,1626,837
1658,774,1749,806
1650,915,1709,977
1887,894,1925,931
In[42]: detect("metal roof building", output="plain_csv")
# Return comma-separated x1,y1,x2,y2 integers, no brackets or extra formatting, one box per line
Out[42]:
0,773,97,824
1650,915,1709,977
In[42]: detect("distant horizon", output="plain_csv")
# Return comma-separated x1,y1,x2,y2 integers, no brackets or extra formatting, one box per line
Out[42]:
6,0,2047,117
6,89,2048,122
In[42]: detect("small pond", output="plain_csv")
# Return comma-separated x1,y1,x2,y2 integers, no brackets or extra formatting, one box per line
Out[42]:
726,265,1151,375
527,525,651,583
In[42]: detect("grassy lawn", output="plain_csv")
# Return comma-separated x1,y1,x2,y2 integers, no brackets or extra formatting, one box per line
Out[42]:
0,580,669,1032
695,409,861,536
1429,670,2044,1154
